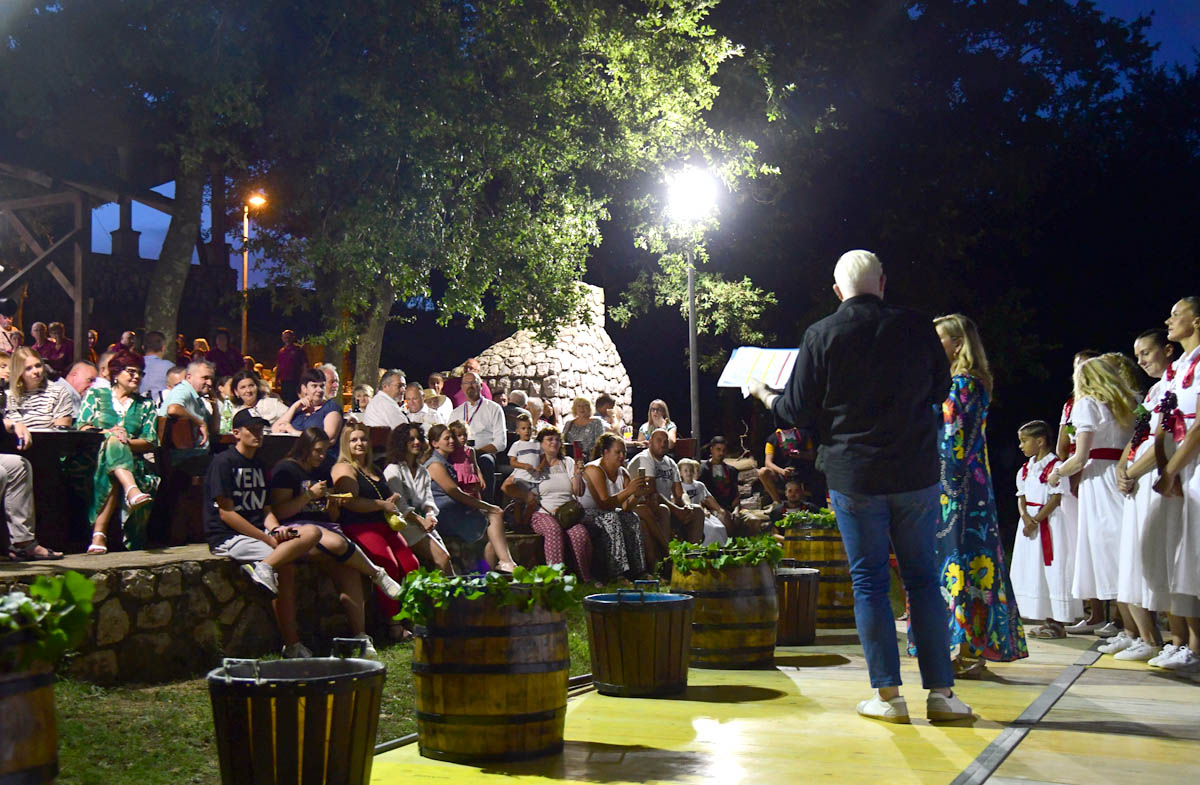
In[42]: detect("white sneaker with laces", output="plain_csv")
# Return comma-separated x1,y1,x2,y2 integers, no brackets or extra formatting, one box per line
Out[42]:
1098,631,1133,654
1113,638,1156,661
282,642,313,659
1095,622,1123,638
373,566,404,600
1157,646,1199,671
927,690,974,722
242,561,278,595
856,691,910,724
1148,643,1179,667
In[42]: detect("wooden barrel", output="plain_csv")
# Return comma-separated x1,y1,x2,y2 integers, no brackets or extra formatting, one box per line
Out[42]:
775,564,819,645
413,595,568,762
584,586,693,697
672,561,778,669
0,665,57,785
782,527,855,627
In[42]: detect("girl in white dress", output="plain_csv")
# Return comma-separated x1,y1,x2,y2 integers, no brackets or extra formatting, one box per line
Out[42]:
1049,356,1137,648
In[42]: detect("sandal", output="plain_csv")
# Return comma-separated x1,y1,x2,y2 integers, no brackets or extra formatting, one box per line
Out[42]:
125,487,152,511
87,532,109,555
954,657,988,680
1030,625,1066,640
11,542,64,561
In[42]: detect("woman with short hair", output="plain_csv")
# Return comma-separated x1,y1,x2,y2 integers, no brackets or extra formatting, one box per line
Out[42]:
562,396,604,457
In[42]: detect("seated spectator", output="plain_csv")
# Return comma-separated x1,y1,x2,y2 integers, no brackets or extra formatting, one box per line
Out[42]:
242,355,256,372
206,328,242,377
163,360,217,463
53,361,98,419
276,368,343,460
400,381,444,428
320,363,341,406
275,330,306,403
215,376,236,433
562,396,604,458
678,458,731,545
526,396,546,428
768,477,820,526
442,357,493,406
449,371,507,501
757,426,819,504
29,322,53,361
426,373,453,421
446,420,486,499
191,337,210,364
77,351,158,553
527,426,596,584
270,426,404,657
352,384,374,413
1,452,61,560
156,366,188,415
384,423,453,575
0,298,23,355
44,322,72,377
230,369,290,424
139,331,175,404
500,414,541,528
636,399,677,449
0,351,10,410
504,389,532,432
92,351,116,389
107,330,136,355
4,349,74,447
330,422,420,639
362,370,406,428
174,333,191,366
580,432,653,581
628,428,703,543
494,388,508,407
699,435,740,513
85,329,98,365
595,393,623,436
425,423,518,572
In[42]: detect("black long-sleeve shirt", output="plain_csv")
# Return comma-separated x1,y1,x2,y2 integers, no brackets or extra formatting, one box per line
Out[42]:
770,294,950,495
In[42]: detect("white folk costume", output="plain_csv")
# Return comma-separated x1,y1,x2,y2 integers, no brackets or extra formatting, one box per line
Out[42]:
1071,397,1133,600
1166,346,1200,603
1058,398,1081,553
1119,378,1175,612
1012,453,1082,622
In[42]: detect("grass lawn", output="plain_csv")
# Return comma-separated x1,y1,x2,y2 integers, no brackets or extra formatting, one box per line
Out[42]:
54,586,606,785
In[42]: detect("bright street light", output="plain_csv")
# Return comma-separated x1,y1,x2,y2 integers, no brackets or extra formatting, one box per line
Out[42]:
242,193,267,353
666,166,717,449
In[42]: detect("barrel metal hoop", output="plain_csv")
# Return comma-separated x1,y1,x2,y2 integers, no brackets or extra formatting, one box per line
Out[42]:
0,761,59,785
817,575,852,583
412,659,570,675
675,586,775,599
786,560,848,568
414,621,567,639
689,644,776,656
0,670,54,699
415,706,565,725
691,620,777,631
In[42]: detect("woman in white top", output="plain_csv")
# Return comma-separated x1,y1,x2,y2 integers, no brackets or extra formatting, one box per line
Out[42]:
4,347,74,447
230,370,291,424
580,433,653,580
528,426,595,584
636,399,677,449
384,423,452,574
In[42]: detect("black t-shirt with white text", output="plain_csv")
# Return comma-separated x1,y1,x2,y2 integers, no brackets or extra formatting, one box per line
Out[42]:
204,448,269,549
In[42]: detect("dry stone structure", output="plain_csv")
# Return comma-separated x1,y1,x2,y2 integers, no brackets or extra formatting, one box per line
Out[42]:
465,284,633,423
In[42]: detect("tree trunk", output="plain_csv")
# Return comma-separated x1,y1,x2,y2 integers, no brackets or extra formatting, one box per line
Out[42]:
353,279,394,390
143,164,206,339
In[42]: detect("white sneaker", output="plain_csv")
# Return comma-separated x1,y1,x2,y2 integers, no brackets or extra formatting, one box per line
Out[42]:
856,691,910,724
1113,639,1156,661
282,642,313,659
372,566,403,600
1098,631,1133,654
1066,619,1101,634
1148,643,1179,667
927,690,974,722
1095,622,1123,638
351,633,379,660
1156,646,1199,671
242,561,278,595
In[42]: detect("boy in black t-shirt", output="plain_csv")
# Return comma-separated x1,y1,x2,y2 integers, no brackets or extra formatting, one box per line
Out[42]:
699,436,740,513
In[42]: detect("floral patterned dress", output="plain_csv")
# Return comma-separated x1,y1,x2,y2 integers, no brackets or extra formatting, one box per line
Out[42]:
79,387,160,549
910,374,1027,662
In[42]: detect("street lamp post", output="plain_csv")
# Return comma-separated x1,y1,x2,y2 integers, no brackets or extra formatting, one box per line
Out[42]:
666,167,717,448
241,193,266,353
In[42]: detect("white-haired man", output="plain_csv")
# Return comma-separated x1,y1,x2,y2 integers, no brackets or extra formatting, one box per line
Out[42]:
362,370,407,428
749,249,970,724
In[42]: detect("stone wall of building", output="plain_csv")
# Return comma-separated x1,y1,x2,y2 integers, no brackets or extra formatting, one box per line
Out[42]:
461,284,634,424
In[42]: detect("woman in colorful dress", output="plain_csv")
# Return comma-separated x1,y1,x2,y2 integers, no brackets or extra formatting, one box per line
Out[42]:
77,351,159,553
920,314,1026,677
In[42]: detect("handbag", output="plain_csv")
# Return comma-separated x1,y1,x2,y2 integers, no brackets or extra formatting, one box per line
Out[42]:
552,498,585,529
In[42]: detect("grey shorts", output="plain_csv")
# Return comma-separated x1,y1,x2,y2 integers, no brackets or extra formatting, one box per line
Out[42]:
212,533,273,562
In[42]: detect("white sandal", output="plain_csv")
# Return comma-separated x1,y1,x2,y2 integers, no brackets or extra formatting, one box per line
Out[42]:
87,532,108,555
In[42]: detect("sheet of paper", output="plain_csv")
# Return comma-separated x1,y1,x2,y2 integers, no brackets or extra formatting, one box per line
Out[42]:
717,346,798,395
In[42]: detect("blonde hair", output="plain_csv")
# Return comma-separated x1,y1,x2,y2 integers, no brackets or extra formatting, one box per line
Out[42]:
10,347,45,398
571,396,593,417
1073,357,1137,428
934,313,993,394
336,421,374,466
1100,352,1141,396
678,458,701,481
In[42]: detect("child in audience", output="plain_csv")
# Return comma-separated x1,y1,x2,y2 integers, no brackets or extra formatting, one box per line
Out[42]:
1012,420,1082,639
502,414,541,528
446,420,485,500
768,477,818,526
678,458,731,545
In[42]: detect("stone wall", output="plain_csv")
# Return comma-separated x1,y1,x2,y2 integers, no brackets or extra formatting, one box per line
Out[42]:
0,546,366,685
453,284,634,424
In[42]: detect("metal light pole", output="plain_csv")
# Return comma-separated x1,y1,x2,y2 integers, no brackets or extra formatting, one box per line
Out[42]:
686,248,700,447
241,193,266,353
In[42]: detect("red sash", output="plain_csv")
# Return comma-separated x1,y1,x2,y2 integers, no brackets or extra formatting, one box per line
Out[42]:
1165,352,1200,388
1088,448,1122,461
1024,501,1054,566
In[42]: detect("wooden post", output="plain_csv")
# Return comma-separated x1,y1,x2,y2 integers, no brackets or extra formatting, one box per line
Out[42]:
73,193,88,362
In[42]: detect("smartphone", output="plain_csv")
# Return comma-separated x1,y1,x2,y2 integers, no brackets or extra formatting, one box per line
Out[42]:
572,440,584,462
638,467,647,478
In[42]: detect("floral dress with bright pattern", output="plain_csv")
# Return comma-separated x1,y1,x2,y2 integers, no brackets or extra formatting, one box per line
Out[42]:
910,374,1027,662
79,387,160,549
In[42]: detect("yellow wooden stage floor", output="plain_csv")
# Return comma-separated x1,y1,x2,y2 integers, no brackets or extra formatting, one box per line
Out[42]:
372,626,1200,785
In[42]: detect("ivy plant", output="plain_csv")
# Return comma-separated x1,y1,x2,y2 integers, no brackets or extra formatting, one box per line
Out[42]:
777,507,838,531
668,535,783,576
1,571,95,672
395,564,579,626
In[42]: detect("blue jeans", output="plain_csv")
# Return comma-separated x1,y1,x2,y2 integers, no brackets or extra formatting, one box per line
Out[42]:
829,483,954,690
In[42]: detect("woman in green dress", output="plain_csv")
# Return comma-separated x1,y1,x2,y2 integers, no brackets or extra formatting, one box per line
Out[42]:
78,351,159,553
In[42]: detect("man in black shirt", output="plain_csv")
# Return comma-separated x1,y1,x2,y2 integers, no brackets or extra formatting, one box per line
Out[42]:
750,249,971,724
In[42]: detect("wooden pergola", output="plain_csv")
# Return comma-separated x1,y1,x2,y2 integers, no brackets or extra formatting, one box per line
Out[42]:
0,159,174,360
